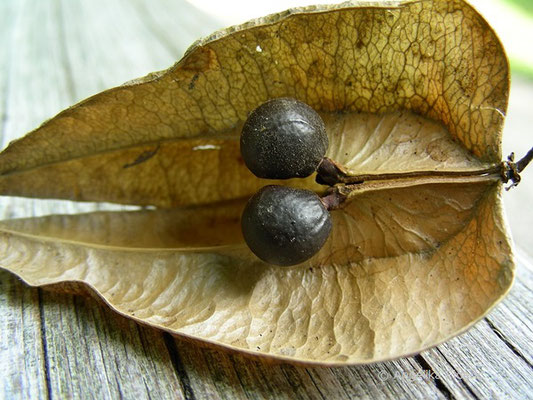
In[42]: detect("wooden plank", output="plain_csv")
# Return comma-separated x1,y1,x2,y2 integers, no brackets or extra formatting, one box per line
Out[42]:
0,1,195,398
331,359,448,399
59,0,182,102
171,335,448,399
0,271,47,400
4,0,73,143
421,323,532,399
484,252,532,364
0,0,16,149
0,3,54,396
0,0,532,399
128,0,224,59
39,290,185,399
420,260,533,399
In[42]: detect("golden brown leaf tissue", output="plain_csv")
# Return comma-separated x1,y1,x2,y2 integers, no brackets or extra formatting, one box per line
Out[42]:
0,0,513,365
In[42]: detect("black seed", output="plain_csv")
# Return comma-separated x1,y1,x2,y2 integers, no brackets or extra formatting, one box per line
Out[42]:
240,98,328,179
241,185,332,266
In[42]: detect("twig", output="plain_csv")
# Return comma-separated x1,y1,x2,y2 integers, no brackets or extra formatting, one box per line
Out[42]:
516,147,533,173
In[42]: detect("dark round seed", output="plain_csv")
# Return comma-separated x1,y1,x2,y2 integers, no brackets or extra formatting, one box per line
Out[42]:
241,185,332,266
240,97,328,179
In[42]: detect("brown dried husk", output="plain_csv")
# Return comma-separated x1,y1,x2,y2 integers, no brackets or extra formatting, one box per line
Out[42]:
0,0,513,365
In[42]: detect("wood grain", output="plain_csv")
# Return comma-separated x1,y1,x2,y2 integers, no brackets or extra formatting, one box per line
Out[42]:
0,1,532,399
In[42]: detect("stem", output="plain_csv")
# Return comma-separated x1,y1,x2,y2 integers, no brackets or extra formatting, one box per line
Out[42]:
316,146,533,194
319,187,347,210
501,147,533,190
317,157,504,186
516,146,533,173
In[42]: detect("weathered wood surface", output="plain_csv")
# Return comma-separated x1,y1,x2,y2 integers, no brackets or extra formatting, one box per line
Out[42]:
0,1,532,399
